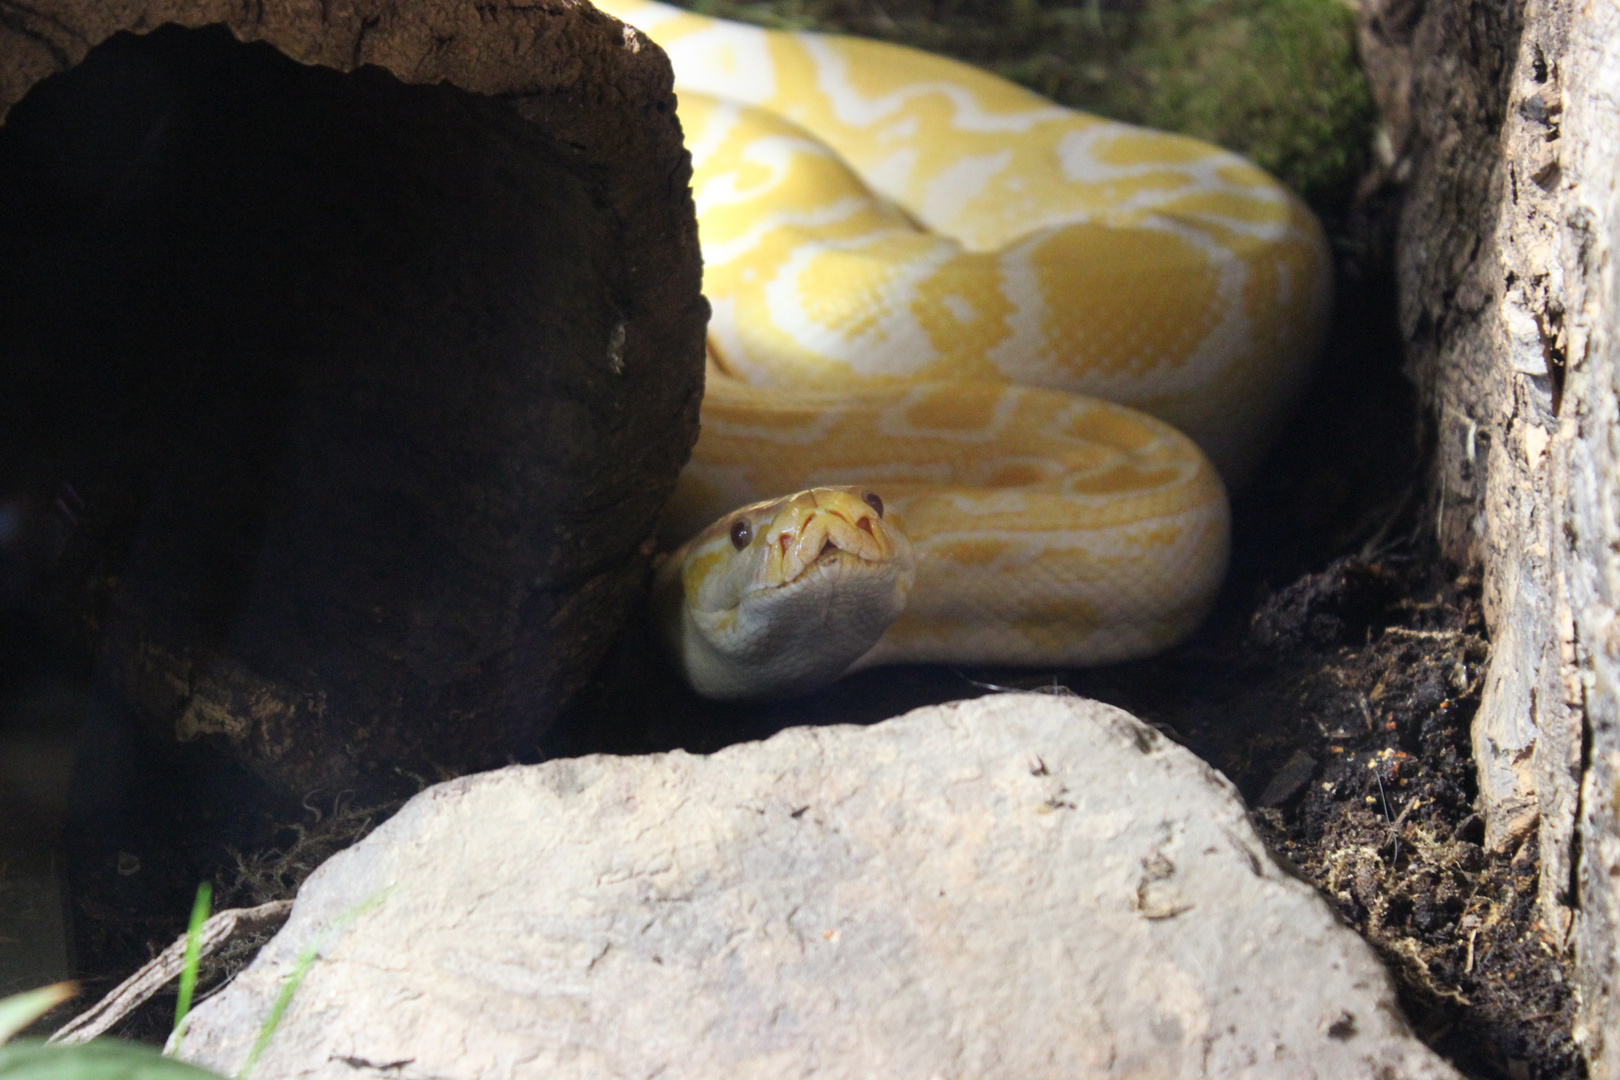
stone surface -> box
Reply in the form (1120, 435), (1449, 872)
(175, 693), (1458, 1079)
(0, 0), (706, 794)
(1359, 0), (1620, 1069)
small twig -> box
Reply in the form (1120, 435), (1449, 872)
(1374, 768), (1399, 865)
(49, 900), (293, 1046)
(1380, 626), (1466, 641)
(1392, 796), (1420, 828)
(953, 670), (1074, 696)
(1357, 482), (1419, 561)
(955, 670), (1017, 692)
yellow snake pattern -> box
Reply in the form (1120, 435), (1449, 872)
(601, 0), (1332, 682)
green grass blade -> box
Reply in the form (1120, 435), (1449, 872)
(234, 943), (316, 1080)
(234, 888), (389, 1080)
(171, 883), (213, 1043)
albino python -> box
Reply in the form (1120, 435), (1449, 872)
(597, 0), (1333, 699)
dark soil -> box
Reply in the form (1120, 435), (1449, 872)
(0, 3), (1583, 1077)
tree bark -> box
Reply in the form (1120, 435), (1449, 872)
(1361, 0), (1620, 1069)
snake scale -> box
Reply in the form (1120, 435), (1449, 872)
(596, 0), (1333, 699)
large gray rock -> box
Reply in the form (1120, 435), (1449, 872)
(174, 694), (1458, 1079)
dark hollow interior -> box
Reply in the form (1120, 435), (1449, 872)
(0, 16), (684, 779)
(0, 20), (658, 1006)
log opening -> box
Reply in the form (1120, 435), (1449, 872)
(0, 19), (704, 796)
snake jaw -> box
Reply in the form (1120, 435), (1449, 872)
(760, 489), (895, 590)
(654, 486), (916, 700)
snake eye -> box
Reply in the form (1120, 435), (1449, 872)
(862, 491), (884, 518)
(729, 518), (752, 550)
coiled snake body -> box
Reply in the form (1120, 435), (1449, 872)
(602, 0), (1333, 699)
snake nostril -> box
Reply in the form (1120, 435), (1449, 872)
(857, 516), (874, 535)
(779, 533), (791, 556)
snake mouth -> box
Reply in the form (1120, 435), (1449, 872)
(770, 518), (885, 589)
(758, 490), (896, 591)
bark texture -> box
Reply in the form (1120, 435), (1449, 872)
(1361, 0), (1620, 1069)
(0, 1), (706, 795)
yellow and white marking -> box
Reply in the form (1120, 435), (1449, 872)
(605, 0), (1330, 696)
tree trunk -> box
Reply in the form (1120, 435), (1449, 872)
(1361, 0), (1620, 1069)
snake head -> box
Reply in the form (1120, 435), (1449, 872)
(654, 486), (915, 700)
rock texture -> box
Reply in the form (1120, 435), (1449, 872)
(175, 694), (1458, 1080)
(0, 1), (706, 794)
(1360, 0), (1620, 1070)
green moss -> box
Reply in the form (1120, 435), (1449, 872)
(1104, 0), (1373, 213)
(676, 0), (1373, 216)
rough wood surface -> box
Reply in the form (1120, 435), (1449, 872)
(0, 0), (706, 795)
(1360, 0), (1620, 1070)
(1360, 0), (1539, 858)
(48, 900), (293, 1047)
(1549, 5), (1620, 1069)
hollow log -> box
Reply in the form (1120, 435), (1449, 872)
(0, 1), (706, 796)
(1360, 0), (1620, 1068)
